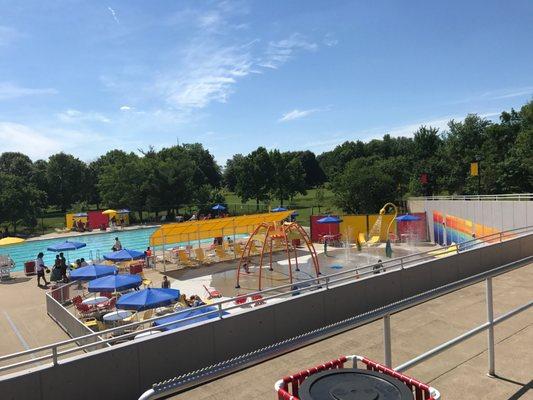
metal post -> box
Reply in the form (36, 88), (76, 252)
(52, 346), (58, 366)
(383, 314), (392, 367)
(486, 277), (495, 376)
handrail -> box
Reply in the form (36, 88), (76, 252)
(408, 193), (532, 201)
(0, 225), (531, 376)
(138, 255), (533, 400)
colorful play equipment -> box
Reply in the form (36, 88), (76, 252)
(235, 221), (320, 291)
(364, 202), (398, 245)
(275, 354), (440, 400)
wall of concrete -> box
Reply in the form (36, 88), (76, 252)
(408, 199), (533, 241)
(2, 233), (532, 400)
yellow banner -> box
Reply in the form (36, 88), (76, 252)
(470, 162), (479, 176)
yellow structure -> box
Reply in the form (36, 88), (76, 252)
(149, 211), (293, 247)
(339, 214), (397, 242)
(66, 213), (88, 230)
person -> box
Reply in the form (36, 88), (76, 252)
(145, 247), (153, 268)
(161, 276), (170, 289)
(59, 252), (68, 282)
(80, 258), (88, 267)
(189, 295), (205, 307)
(227, 236), (233, 244)
(51, 255), (62, 281)
(112, 237), (122, 251)
(35, 252), (49, 286)
(1, 227), (8, 238)
(242, 257), (250, 274)
(189, 213), (197, 221)
(373, 259), (384, 274)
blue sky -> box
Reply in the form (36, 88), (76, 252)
(0, 0), (532, 163)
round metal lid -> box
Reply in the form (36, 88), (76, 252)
(299, 368), (413, 400)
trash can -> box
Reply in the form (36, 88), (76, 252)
(24, 260), (36, 276)
(299, 369), (413, 400)
(50, 284), (70, 304)
(292, 238), (301, 247)
(276, 355), (440, 400)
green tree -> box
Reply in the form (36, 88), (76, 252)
(234, 147), (272, 209)
(46, 153), (88, 211)
(333, 160), (395, 214)
(0, 173), (46, 232)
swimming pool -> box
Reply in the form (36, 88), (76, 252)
(1, 227), (159, 271)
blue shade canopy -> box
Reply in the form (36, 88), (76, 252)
(116, 288), (180, 311)
(153, 306), (228, 331)
(103, 248), (145, 261)
(47, 240), (87, 252)
(88, 274), (142, 292)
(212, 204), (226, 210)
(69, 264), (118, 281)
(73, 212), (88, 217)
(272, 207), (288, 212)
(317, 216), (342, 224)
(396, 214), (422, 222)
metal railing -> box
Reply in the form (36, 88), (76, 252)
(409, 193), (533, 201)
(0, 226), (531, 377)
(138, 254), (533, 400)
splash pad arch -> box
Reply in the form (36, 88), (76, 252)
(235, 221), (321, 291)
(366, 202), (398, 244)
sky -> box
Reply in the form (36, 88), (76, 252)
(0, 0), (532, 163)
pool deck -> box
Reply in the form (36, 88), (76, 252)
(168, 263), (533, 400)
(24, 224), (159, 242)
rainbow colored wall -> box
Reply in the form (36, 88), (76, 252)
(433, 211), (500, 246)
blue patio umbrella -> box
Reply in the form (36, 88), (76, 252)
(117, 288), (180, 311)
(291, 211), (299, 216)
(47, 240), (87, 252)
(317, 215), (342, 224)
(153, 306), (228, 331)
(73, 212), (87, 217)
(212, 204), (226, 211)
(87, 274), (142, 293)
(103, 248), (145, 261)
(272, 206), (288, 212)
(396, 214), (422, 222)
(69, 264), (118, 281)
(317, 215), (342, 238)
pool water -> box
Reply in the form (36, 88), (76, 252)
(1, 227), (159, 271)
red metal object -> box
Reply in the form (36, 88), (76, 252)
(235, 221), (320, 291)
(87, 210), (109, 230)
(24, 260), (36, 276)
(310, 216), (340, 242)
(129, 262), (143, 275)
(275, 355), (439, 400)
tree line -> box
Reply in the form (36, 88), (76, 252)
(0, 101), (531, 232)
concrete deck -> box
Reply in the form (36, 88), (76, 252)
(169, 263), (533, 400)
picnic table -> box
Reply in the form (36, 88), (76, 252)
(82, 296), (108, 306)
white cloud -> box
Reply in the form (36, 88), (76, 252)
(259, 33), (318, 69)
(158, 43), (254, 109)
(107, 7), (120, 24)
(57, 109), (111, 124)
(120, 105), (133, 111)
(323, 33), (338, 47)
(0, 121), (116, 161)
(279, 108), (319, 122)
(0, 82), (57, 100)
(482, 86), (533, 100)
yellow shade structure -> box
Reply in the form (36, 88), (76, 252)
(150, 211), (293, 247)
(0, 237), (25, 246)
(102, 209), (117, 215)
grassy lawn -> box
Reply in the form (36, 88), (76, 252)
(6, 188), (341, 236)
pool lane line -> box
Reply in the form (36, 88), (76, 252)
(3, 311), (35, 358)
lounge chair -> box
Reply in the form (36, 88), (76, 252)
(215, 245), (232, 261)
(195, 248), (214, 265)
(233, 242), (245, 258)
(177, 249), (198, 267)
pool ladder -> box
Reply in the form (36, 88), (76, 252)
(88, 249), (102, 263)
